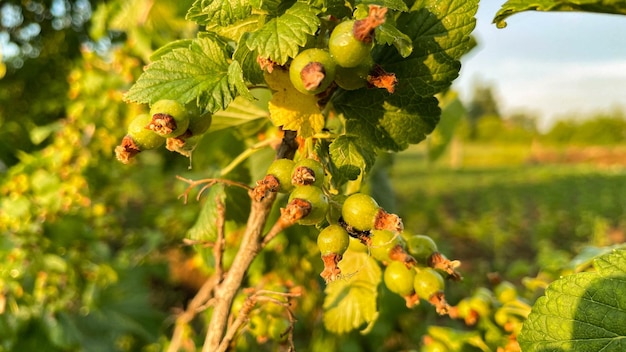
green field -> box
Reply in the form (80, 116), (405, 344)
(391, 143), (626, 287)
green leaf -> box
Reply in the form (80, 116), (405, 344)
(329, 136), (377, 184)
(206, 16), (264, 43)
(333, 0), (476, 151)
(125, 37), (250, 113)
(375, 22), (413, 58)
(518, 249), (626, 352)
(149, 39), (194, 62)
(378, 0), (478, 97)
(323, 250), (382, 334)
(187, 184), (227, 265)
(186, 0), (252, 26)
(333, 89), (441, 151)
(494, 0), (626, 29)
(357, 0), (409, 12)
(233, 34), (265, 85)
(250, 0), (296, 15)
(210, 96), (270, 132)
(246, 2), (321, 65)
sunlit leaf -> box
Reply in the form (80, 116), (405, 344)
(519, 249), (626, 351)
(494, 0), (626, 28)
(323, 251), (381, 334)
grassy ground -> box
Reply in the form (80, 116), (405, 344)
(390, 142), (626, 287)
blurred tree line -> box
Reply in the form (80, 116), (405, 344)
(456, 80), (626, 146)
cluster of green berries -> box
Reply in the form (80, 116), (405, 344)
(286, 7), (393, 95)
(263, 152), (461, 314)
(451, 281), (530, 339)
(115, 99), (212, 163)
(266, 157), (329, 226)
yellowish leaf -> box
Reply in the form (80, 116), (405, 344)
(265, 69), (325, 137)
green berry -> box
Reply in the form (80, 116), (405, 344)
(187, 108), (212, 136)
(329, 20), (372, 68)
(413, 268), (444, 300)
(384, 261), (416, 296)
(317, 224), (350, 256)
(127, 114), (165, 150)
(267, 158), (296, 193)
(248, 314), (268, 338)
(421, 340), (448, 352)
(289, 48), (336, 95)
(267, 317), (290, 342)
(291, 158), (324, 187)
(369, 229), (399, 262)
(288, 185), (329, 225)
(406, 234), (438, 263)
(341, 193), (379, 232)
(348, 236), (367, 253)
(334, 56), (373, 90)
(148, 99), (190, 138)
(494, 281), (518, 304)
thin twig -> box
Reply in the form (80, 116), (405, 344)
(220, 138), (279, 177)
(214, 197), (226, 279)
(176, 176), (252, 203)
(202, 189), (278, 352)
(167, 275), (220, 352)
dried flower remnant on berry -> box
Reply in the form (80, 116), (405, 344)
(320, 253), (343, 283)
(281, 198), (312, 223)
(353, 5), (388, 43)
(257, 56), (277, 73)
(147, 113), (178, 136)
(429, 252), (463, 281)
(115, 135), (141, 164)
(300, 62), (327, 91)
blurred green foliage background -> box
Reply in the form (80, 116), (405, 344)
(1, 1), (625, 351)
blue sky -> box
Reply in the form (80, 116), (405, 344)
(453, 2), (626, 129)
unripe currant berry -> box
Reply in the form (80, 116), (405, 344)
(406, 234), (438, 264)
(187, 109), (212, 136)
(127, 114), (165, 150)
(267, 316), (290, 342)
(341, 193), (379, 232)
(289, 48), (336, 95)
(369, 229), (400, 263)
(383, 261), (416, 297)
(288, 185), (329, 225)
(248, 314), (268, 339)
(494, 281), (518, 304)
(348, 236), (368, 253)
(147, 99), (190, 138)
(413, 267), (445, 301)
(334, 56), (373, 90)
(317, 224), (350, 256)
(267, 158), (296, 193)
(291, 158), (324, 187)
(329, 20), (373, 68)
